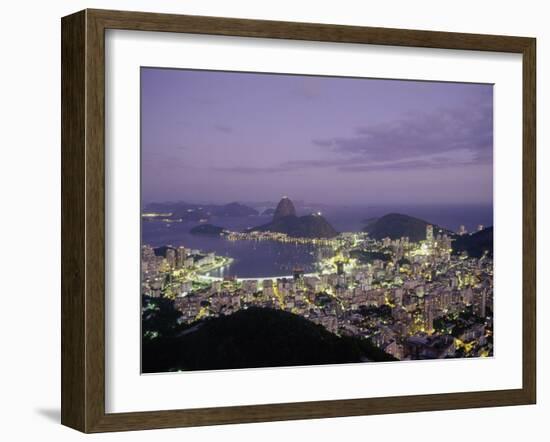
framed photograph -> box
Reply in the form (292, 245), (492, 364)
(61, 9), (536, 433)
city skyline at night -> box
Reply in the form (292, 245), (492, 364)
(141, 68), (494, 372)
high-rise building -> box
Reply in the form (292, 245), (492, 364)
(426, 224), (434, 243)
(141, 244), (155, 261)
(165, 248), (176, 269)
(262, 279), (274, 297)
(477, 224), (484, 232)
(176, 246), (187, 268)
(474, 290), (487, 317)
(458, 225), (467, 236)
(159, 258), (171, 273)
(462, 287), (474, 305)
(393, 288), (404, 306)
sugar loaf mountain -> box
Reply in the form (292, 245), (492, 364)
(250, 197), (338, 238)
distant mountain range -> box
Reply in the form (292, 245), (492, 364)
(261, 208), (276, 216)
(250, 197), (338, 238)
(145, 200), (492, 250)
(144, 201), (258, 221)
(363, 213), (452, 242)
(142, 306), (396, 372)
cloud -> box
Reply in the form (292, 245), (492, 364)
(211, 165), (283, 174)
(213, 154), (490, 175)
(214, 124), (234, 134)
(213, 97), (493, 175)
(213, 159), (352, 174)
(315, 101), (493, 164)
(338, 157), (489, 173)
(312, 138), (334, 147)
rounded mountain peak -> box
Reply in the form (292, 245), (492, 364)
(273, 196), (296, 221)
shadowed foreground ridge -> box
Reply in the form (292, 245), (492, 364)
(142, 307), (395, 372)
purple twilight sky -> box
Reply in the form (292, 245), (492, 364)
(141, 68), (493, 207)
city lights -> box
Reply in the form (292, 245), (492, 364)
(142, 222), (493, 361)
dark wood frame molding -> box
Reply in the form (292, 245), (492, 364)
(61, 9), (536, 433)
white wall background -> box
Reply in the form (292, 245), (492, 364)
(0, 0), (546, 440)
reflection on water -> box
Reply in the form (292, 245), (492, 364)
(142, 216), (329, 278)
(206, 241), (322, 278)
(141, 204), (493, 278)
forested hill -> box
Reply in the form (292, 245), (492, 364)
(363, 213), (450, 242)
(142, 306), (396, 372)
(452, 227), (493, 258)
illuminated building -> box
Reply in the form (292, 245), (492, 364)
(141, 244), (155, 260)
(262, 279), (274, 297)
(141, 213), (493, 360)
(474, 289), (487, 317)
(176, 246), (187, 268)
(462, 287), (474, 305)
(165, 247), (176, 269)
(159, 258), (171, 273)
(178, 281), (192, 296)
(426, 224), (434, 243)
(242, 279), (258, 293)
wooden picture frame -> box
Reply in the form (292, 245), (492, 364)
(61, 8), (536, 433)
